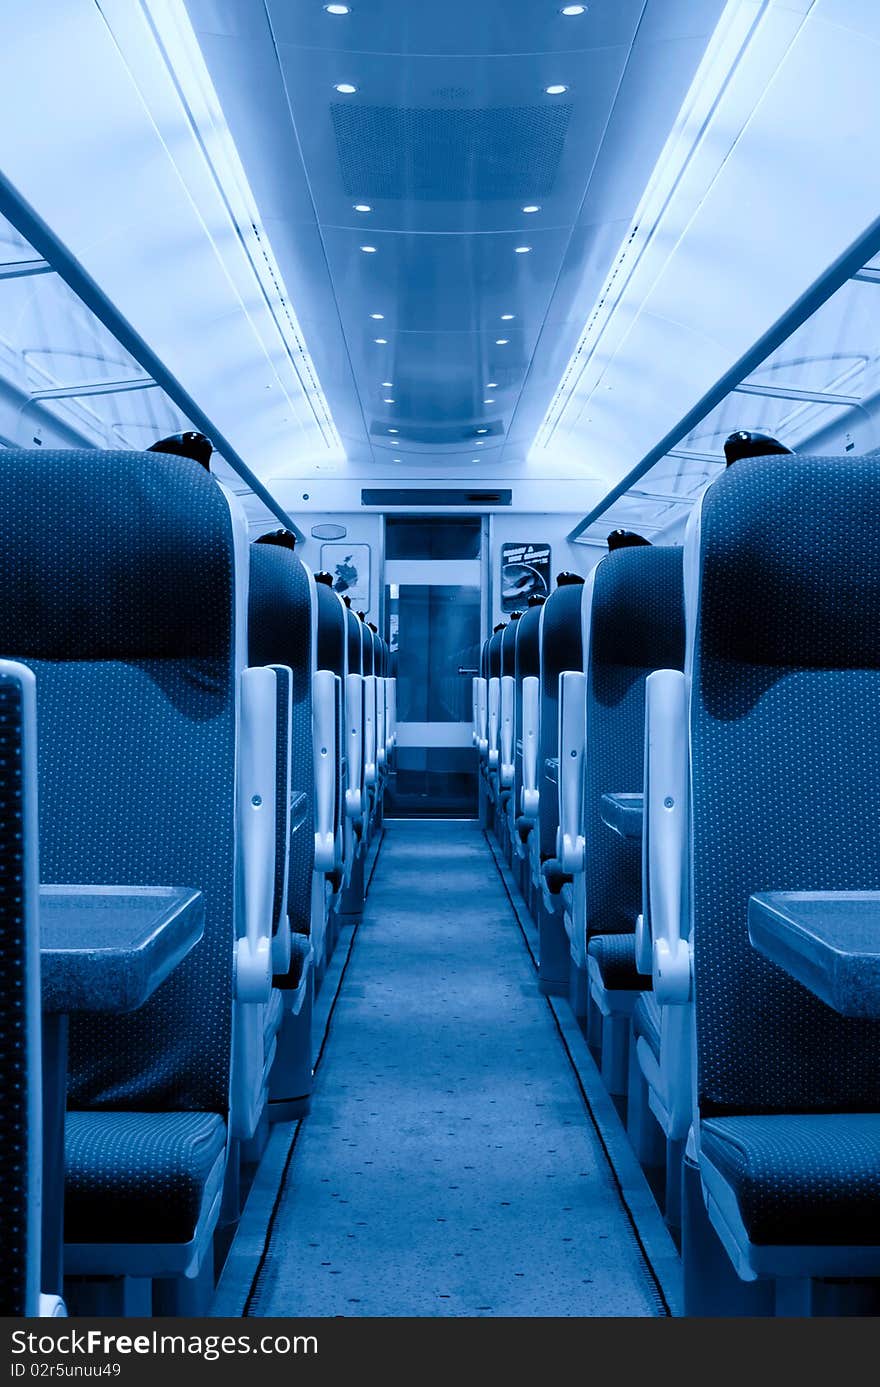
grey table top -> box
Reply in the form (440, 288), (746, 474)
(748, 890), (880, 1019)
(600, 792), (644, 841)
(40, 885), (204, 1014)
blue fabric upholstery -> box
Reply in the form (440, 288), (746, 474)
(64, 1111), (226, 1246)
(538, 585), (584, 860)
(585, 548), (684, 944)
(500, 619), (518, 677)
(361, 622), (375, 676)
(588, 932), (644, 991)
(248, 546), (315, 949)
(0, 450), (237, 1116)
(487, 629), (503, 680)
(346, 608), (363, 676)
(691, 456), (880, 1118)
(0, 673), (33, 1314)
(701, 1114), (880, 1246)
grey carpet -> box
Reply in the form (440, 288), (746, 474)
(247, 820), (664, 1317)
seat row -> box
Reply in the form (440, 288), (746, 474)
(0, 446), (394, 1317)
(477, 448), (880, 1316)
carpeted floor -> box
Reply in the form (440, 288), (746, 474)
(246, 820), (664, 1317)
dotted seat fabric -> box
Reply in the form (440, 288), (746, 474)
(539, 585), (584, 860)
(346, 607), (363, 677)
(632, 992), (661, 1062)
(0, 450), (237, 1118)
(64, 1111), (226, 1246)
(248, 546), (314, 949)
(361, 623), (375, 676)
(690, 456), (880, 1123)
(588, 932), (646, 991)
(701, 1114), (880, 1247)
(487, 628), (503, 681)
(315, 585), (346, 846)
(0, 674), (33, 1314)
(584, 548), (684, 952)
(513, 605), (542, 817)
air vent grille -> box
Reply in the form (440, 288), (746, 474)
(361, 489), (511, 507)
(369, 419), (503, 445)
(332, 104), (572, 201)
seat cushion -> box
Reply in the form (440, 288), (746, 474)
(588, 933), (648, 991)
(65, 1111), (226, 1245)
(632, 991), (661, 1060)
(701, 1113), (880, 1247)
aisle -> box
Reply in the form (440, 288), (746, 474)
(247, 820), (665, 1317)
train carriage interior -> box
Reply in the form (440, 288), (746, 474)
(5, 0), (880, 1323)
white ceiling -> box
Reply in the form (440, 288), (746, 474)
(183, 0), (726, 477)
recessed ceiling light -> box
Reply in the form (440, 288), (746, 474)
(560, 4), (586, 14)
(475, 440), (484, 446)
(382, 381), (393, 387)
(514, 246), (532, 254)
(477, 428), (488, 434)
(522, 205), (541, 214)
(371, 313), (384, 319)
(388, 428), (398, 433)
(360, 245), (377, 253)
(324, 3), (351, 12)
(545, 84), (568, 95)
(486, 382), (498, 388)
(393, 457), (401, 462)
(384, 398), (395, 403)
(501, 314), (515, 320)
(495, 338), (509, 345)
(354, 204), (372, 212)
(334, 82), (358, 94)
(374, 337), (387, 344)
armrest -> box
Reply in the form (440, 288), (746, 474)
(487, 677), (500, 770)
(520, 675), (540, 819)
(600, 792), (643, 841)
(376, 676), (387, 769)
(313, 668), (339, 872)
(748, 891), (880, 1018)
(236, 666), (275, 1004)
(386, 677), (397, 753)
(363, 674), (377, 787)
(267, 664), (293, 978)
(500, 674), (515, 788)
(344, 673), (363, 820)
(645, 669), (691, 1004)
(474, 676), (488, 757)
(557, 670), (586, 874)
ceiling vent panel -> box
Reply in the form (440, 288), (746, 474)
(369, 418), (503, 445)
(331, 104), (572, 201)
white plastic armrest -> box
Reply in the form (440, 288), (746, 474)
(487, 676), (500, 770)
(376, 676), (386, 768)
(344, 673), (363, 819)
(647, 669), (692, 1005)
(558, 670), (586, 874)
(521, 676), (539, 818)
(363, 674), (377, 787)
(500, 675), (515, 787)
(236, 666), (275, 1004)
(388, 677), (397, 750)
(313, 668), (338, 872)
(475, 676), (488, 757)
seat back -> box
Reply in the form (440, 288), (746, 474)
(0, 449), (243, 1117)
(315, 582), (346, 871)
(539, 583), (584, 860)
(248, 545), (315, 945)
(584, 547), (684, 940)
(0, 662), (41, 1315)
(689, 455), (880, 1118)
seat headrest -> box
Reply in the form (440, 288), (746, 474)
(697, 455), (880, 668)
(0, 449), (235, 660)
(592, 547), (684, 671)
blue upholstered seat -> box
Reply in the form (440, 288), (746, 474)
(587, 933), (643, 991)
(631, 992), (661, 1063)
(537, 584), (584, 882)
(700, 1114), (880, 1248)
(0, 448), (251, 1280)
(65, 1111), (226, 1247)
(680, 453), (880, 1295)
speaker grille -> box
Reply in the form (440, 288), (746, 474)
(332, 104), (572, 201)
